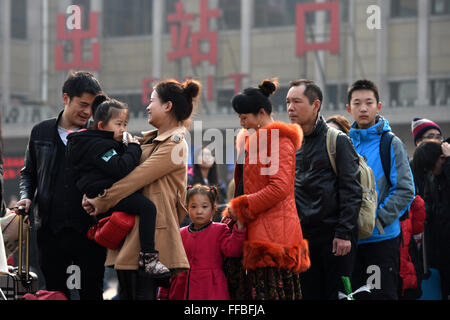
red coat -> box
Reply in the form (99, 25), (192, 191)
(163, 223), (246, 300)
(400, 195), (426, 294)
(227, 121), (310, 274)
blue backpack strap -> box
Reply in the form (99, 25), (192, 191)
(380, 131), (395, 187)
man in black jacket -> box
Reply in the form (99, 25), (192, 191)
(287, 79), (362, 300)
(16, 71), (106, 300)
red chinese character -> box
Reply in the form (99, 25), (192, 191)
(55, 10), (100, 70)
(190, 0), (221, 66)
(296, 1), (340, 57)
(167, 1), (195, 62)
(167, 0), (221, 67)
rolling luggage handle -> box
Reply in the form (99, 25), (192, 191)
(15, 206), (32, 288)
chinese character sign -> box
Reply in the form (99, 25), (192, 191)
(55, 6), (101, 71)
(296, 1), (340, 57)
(167, 0), (221, 67)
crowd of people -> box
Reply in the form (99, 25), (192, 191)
(1, 70), (449, 301)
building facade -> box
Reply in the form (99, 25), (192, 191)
(1, 0), (450, 201)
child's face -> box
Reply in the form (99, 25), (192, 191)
(346, 89), (382, 129)
(99, 110), (128, 142)
(188, 194), (216, 229)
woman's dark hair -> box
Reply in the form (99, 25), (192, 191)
(232, 78), (279, 115)
(154, 79), (201, 125)
(186, 184), (219, 207)
(326, 115), (351, 135)
(412, 141), (443, 174)
(62, 70), (103, 101)
(191, 147), (219, 186)
(91, 94), (129, 129)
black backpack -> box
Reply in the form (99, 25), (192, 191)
(379, 131), (409, 221)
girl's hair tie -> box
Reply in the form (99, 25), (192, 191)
(187, 185), (193, 190)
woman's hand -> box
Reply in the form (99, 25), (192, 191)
(82, 194), (99, 217)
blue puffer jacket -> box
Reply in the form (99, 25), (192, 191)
(349, 116), (415, 244)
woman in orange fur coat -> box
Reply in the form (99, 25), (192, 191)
(223, 78), (310, 300)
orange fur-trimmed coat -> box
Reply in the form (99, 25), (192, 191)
(224, 121), (310, 274)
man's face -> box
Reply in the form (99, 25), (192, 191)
(346, 89), (382, 129)
(416, 128), (443, 146)
(286, 85), (319, 127)
(63, 92), (96, 128)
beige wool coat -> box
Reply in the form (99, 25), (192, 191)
(93, 126), (190, 272)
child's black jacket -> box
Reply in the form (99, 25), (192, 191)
(66, 130), (142, 198)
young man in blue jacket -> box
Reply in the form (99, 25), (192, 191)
(346, 79), (415, 300)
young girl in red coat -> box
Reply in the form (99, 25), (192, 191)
(159, 184), (246, 300)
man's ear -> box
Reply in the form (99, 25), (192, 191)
(63, 93), (70, 107)
(346, 104), (351, 115)
(313, 99), (321, 115)
(377, 101), (383, 114)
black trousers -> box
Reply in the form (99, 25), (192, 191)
(116, 270), (158, 300)
(37, 228), (106, 300)
(299, 233), (357, 300)
(105, 192), (157, 253)
(352, 235), (401, 300)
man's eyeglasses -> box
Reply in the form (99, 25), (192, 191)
(422, 134), (443, 141)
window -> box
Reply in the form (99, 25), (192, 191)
(217, 89), (234, 114)
(389, 80), (418, 107)
(325, 83), (348, 110)
(11, 0), (27, 39)
(431, 0), (450, 15)
(103, 0), (152, 37)
(429, 79), (450, 106)
(391, 0), (418, 18)
(218, 0), (241, 30)
(271, 87), (289, 113)
(253, 0), (348, 28)
(108, 93), (148, 119)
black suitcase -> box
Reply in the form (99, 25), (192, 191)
(0, 207), (38, 300)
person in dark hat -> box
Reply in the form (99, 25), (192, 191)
(411, 117), (444, 147)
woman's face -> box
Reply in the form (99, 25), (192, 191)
(147, 90), (166, 127)
(197, 148), (215, 169)
(432, 155), (446, 176)
(238, 113), (260, 130)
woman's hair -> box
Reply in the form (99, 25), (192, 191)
(326, 115), (351, 135)
(191, 147), (219, 186)
(154, 79), (201, 126)
(232, 78), (279, 115)
(186, 184), (219, 207)
(412, 141), (443, 174)
(91, 94), (129, 129)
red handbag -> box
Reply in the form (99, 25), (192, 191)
(87, 212), (135, 250)
(22, 290), (68, 300)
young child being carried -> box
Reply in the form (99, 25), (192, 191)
(67, 94), (170, 278)
(159, 184), (246, 300)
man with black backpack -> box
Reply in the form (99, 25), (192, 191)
(346, 79), (415, 300)
(287, 79), (362, 300)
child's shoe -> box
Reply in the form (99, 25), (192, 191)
(139, 252), (171, 278)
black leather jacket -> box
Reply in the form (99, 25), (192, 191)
(295, 116), (362, 241)
(19, 112), (95, 233)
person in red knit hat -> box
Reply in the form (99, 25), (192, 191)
(411, 117), (443, 147)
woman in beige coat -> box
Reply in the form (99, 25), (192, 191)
(83, 79), (201, 300)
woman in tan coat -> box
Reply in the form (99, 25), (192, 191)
(82, 79), (201, 300)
